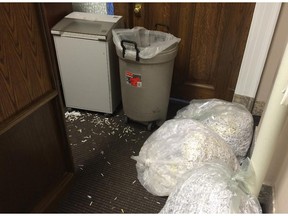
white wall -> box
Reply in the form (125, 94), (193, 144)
(274, 129), (288, 213)
(258, 4), (288, 213)
(234, 3), (281, 98)
(256, 4), (288, 103)
(262, 4), (288, 186)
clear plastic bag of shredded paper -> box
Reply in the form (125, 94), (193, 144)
(175, 99), (254, 158)
(160, 158), (262, 214)
(131, 119), (239, 196)
(112, 27), (181, 60)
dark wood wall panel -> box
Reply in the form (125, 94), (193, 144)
(146, 3), (174, 31)
(114, 3), (133, 28)
(0, 4), (53, 122)
(171, 3), (195, 90)
(0, 3), (74, 212)
(0, 99), (68, 212)
(114, 3), (255, 101)
(40, 3), (73, 29)
(172, 3), (255, 100)
(188, 4), (222, 85)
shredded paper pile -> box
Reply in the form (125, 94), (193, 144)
(131, 99), (260, 213)
(175, 99), (254, 158)
(160, 162), (262, 214)
(132, 118), (239, 196)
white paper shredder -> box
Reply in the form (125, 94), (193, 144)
(51, 12), (123, 114)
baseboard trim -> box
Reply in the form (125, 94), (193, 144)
(258, 184), (274, 213)
(252, 100), (266, 116)
(169, 97), (190, 105)
(232, 94), (255, 111)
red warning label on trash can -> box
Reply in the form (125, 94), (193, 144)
(125, 71), (142, 88)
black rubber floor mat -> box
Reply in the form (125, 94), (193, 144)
(54, 109), (168, 213)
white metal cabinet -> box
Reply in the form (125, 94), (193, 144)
(52, 12), (122, 114)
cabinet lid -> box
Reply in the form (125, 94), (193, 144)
(51, 12), (122, 40)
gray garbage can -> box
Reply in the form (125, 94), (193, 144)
(113, 28), (180, 130)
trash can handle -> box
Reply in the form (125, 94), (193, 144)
(155, 23), (170, 32)
(121, 40), (140, 62)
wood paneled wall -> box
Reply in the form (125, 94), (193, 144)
(114, 3), (255, 101)
(0, 98), (70, 212)
(0, 4), (53, 122)
(0, 3), (74, 212)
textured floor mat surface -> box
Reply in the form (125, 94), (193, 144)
(55, 109), (170, 213)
